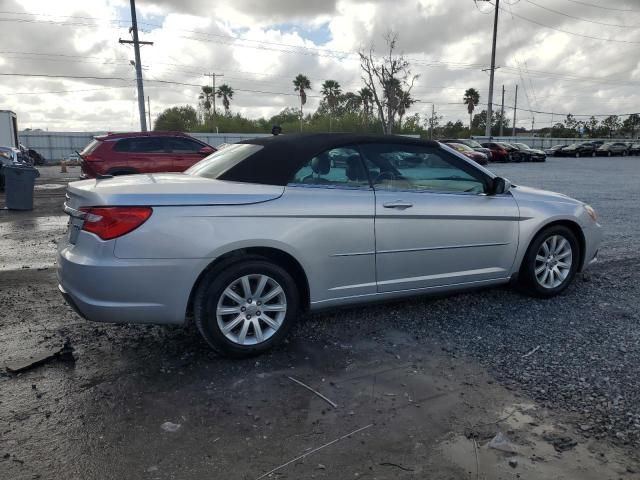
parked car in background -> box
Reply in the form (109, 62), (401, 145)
(559, 142), (597, 157)
(481, 142), (511, 162)
(511, 143), (546, 162)
(498, 143), (524, 162)
(79, 132), (216, 179)
(444, 142), (489, 165)
(59, 133), (602, 357)
(596, 142), (630, 157)
(629, 142), (640, 155)
(440, 138), (493, 161)
(544, 144), (567, 156)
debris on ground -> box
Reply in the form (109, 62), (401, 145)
(508, 458), (518, 468)
(543, 434), (578, 452)
(488, 431), (519, 453)
(5, 339), (75, 373)
(287, 375), (338, 408)
(161, 422), (182, 433)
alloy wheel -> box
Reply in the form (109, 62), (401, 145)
(534, 235), (573, 289)
(216, 274), (287, 345)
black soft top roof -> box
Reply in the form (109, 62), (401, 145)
(219, 133), (440, 185)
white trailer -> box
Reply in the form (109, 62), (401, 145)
(0, 110), (19, 148)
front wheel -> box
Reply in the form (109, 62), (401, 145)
(194, 258), (300, 357)
(518, 226), (580, 297)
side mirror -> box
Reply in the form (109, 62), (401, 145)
(198, 146), (215, 155)
(489, 176), (511, 195)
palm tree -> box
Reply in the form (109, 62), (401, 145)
(216, 84), (234, 115)
(321, 80), (342, 131)
(293, 74), (311, 131)
(463, 88), (480, 133)
(198, 85), (214, 120)
(397, 91), (415, 130)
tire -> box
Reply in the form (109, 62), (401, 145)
(592, 151), (596, 157)
(608, 151), (612, 157)
(193, 257), (300, 357)
(0, 172), (4, 191)
(575, 152), (580, 158)
(518, 225), (580, 298)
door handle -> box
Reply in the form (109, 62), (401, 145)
(383, 201), (413, 209)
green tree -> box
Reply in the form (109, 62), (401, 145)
(602, 115), (621, 138)
(585, 116), (599, 138)
(622, 113), (640, 138)
(293, 74), (312, 131)
(358, 87), (374, 120)
(216, 84), (234, 115)
(154, 105), (199, 131)
(463, 88), (480, 131)
(321, 80), (342, 131)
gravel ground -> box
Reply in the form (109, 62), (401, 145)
(1, 157), (640, 478)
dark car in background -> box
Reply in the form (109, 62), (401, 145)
(596, 142), (629, 157)
(629, 142), (640, 155)
(497, 143), (524, 162)
(559, 142), (597, 158)
(79, 131), (216, 179)
(440, 138), (493, 161)
(480, 142), (512, 162)
(511, 143), (546, 162)
(544, 144), (567, 157)
(444, 142), (489, 165)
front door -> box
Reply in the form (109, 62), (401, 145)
(165, 136), (210, 171)
(357, 143), (520, 293)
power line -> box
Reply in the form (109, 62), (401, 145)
(489, 1), (640, 44)
(524, 0), (639, 28)
(561, 0), (640, 13)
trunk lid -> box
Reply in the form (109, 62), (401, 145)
(65, 173), (285, 208)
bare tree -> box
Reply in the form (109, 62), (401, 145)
(359, 32), (418, 134)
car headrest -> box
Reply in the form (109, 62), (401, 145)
(345, 155), (367, 181)
(311, 155), (331, 175)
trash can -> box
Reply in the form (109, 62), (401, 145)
(3, 164), (40, 210)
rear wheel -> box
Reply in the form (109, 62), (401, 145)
(518, 226), (579, 298)
(194, 258), (300, 357)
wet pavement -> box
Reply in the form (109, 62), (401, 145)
(1, 161), (640, 480)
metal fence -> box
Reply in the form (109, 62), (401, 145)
(17, 131), (271, 162)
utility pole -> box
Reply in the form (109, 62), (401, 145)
(484, 0), (500, 138)
(147, 96), (151, 130)
(512, 84), (518, 137)
(531, 116), (535, 133)
(204, 73), (224, 116)
(119, 0), (153, 132)
(499, 85), (505, 137)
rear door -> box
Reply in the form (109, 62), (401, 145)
(166, 137), (210, 171)
(359, 143), (520, 293)
(281, 145), (376, 304)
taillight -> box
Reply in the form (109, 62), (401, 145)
(83, 153), (102, 162)
(80, 207), (152, 240)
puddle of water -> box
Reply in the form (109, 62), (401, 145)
(0, 216), (67, 271)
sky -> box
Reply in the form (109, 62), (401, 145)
(0, 0), (639, 132)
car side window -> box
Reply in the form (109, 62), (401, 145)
(289, 146), (370, 188)
(114, 137), (167, 153)
(167, 137), (203, 153)
(359, 143), (486, 194)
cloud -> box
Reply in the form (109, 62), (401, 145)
(1, 0), (640, 131)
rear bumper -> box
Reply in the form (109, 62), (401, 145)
(57, 244), (208, 325)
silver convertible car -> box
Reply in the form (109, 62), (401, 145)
(58, 134), (602, 357)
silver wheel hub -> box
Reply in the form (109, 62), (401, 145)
(216, 274), (287, 346)
(534, 234), (573, 289)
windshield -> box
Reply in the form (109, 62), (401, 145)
(451, 143), (473, 152)
(464, 139), (482, 148)
(186, 143), (263, 179)
(514, 143), (530, 149)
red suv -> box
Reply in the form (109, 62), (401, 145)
(79, 132), (216, 178)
